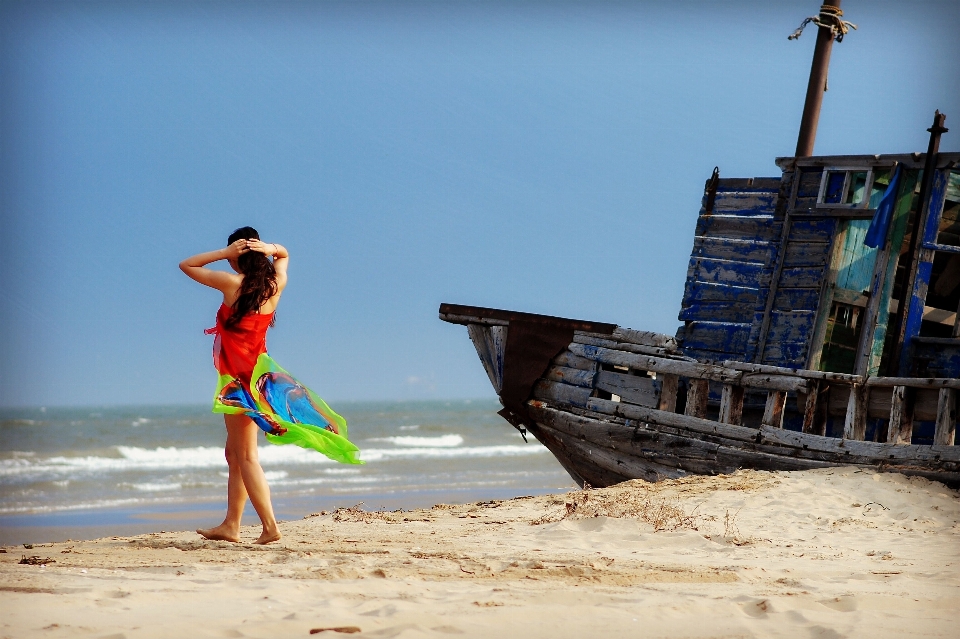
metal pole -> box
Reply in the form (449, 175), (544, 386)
(795, 0), (841, 157)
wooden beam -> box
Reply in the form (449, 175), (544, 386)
(843, 383), (868, 441)
(762, 391), (788, 428)
(685, 379), (709, 419)
(934, 388), (957, 446)
(888, 385), (914, 445)
(568, 343), (742, 384)
(801, 380), (824, 435)
(865, 377), (960, 390)
(658, 374), (679, 413)
(719, 384), (745, 426)
(723, 360), (863, 384)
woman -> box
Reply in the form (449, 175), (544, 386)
(180, 227), (360, 545)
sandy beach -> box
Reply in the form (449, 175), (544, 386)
(2, 467), (958, 638)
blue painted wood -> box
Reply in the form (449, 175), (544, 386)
(773, 288), (822, 311)
(714, 178), (782, 193)
(789, 218), (836, 242)
(695, 216), (780, 241)
(681, 322), (751, 354)
(761, 341), (810, 367)
(782, 241), (831, 267)
(764, 310), (816, 343)
(682, 281), (759, 305)
(679, 300), (758, 323)
(688, 258), (769, 288)
(796, 168), (824, 198)
(692, 237), (776, 263)
(913, 342), (960, 378)
(897, 169), (950, 376)
(778, 266), (827, 288)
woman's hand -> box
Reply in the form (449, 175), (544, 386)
(223, 238), (251, 260)
(244, 239), (274, 256)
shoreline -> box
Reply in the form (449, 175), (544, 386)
(3, 467), (959, 638)
(0, 484), (573, 546)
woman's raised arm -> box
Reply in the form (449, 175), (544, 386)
(179, 239), (247, 292)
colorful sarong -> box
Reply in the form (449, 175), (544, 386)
(206, 304), (362, 465)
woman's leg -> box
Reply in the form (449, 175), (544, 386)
(197, 416), (250, 542)
(223, 412), (281, 544)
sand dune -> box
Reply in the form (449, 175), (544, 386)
(2, 467), (958, 638)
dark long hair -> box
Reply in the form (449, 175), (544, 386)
(223, 226), (277, 330)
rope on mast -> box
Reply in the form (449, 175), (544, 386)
(788, 4), (857, 43)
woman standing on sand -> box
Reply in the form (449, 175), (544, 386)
(180, 227), (361, 545)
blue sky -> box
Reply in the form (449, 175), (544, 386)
(2, 0), (958, 407)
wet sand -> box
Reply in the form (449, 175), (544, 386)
(2, 468), (958, 638)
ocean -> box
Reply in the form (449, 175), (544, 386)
(0, 399), (576, 544)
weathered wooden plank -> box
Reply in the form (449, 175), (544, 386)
(570, 397), (960, 462)
(788, 217), (836, 242)
(843, 383), (868, 441)
(868, 388), (892, 420)
(778, 266), (826, 288)
(680, 322), (751, 355)
(723, 360), (864, 383)
(595, 370), (660, 407)
(441, 313), (509, 327)
(544, 365), (596, 388)
(740, 373), (808, 393)
(689, 257), (770, 288)
(691, 236), (776, 263)
(714, 177), (782, 192)
(888, 385), (913, 445)
(685, 379), (709, 418)
(795, 168), (824, 199)
(679, 300), (758, 323)
(719, 384), (745, 426)
(865, 377), (960, 389)
(782, 241), (831, 267)
(762, 391), (787, 428)
(695, 216), (781, 242)
(467, 324), (505, 393)
(761, 340), (811, 368)
(610, 327), (679, 350)
(934, 388), (957, 446)
(764, 310), (817, 344)
(801, 380), (822, 435)
(682, 281), (760, 305)
(658, 374), (679, 413)
(572, 333), (683, 359)
(553, 350), (598, 372)
(532, 380), (592, 409)
(915, 389), (941, 422)
(772, 287), (822, 311)
(568, 343), (743, 383)
(713, 192), (779, 215)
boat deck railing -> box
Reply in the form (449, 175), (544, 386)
(535, 330), (958, 447)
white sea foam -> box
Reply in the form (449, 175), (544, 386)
(358, 445), (547, 462)
(367, 434), (464, 448)
(131, 418), (151, 427)
(0, 442), (547, 481)
(398, 424), (420, 431)
(129, 482), (182, 492)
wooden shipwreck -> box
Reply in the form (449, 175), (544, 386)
(439, 2), (960, 488)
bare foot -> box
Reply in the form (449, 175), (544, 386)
(254, 528), (281, 545)
(197, 525), (240, 543)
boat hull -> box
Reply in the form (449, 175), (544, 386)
(524, 400), (960, 489)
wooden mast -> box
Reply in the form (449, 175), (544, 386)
(795, 0), (842, 157)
